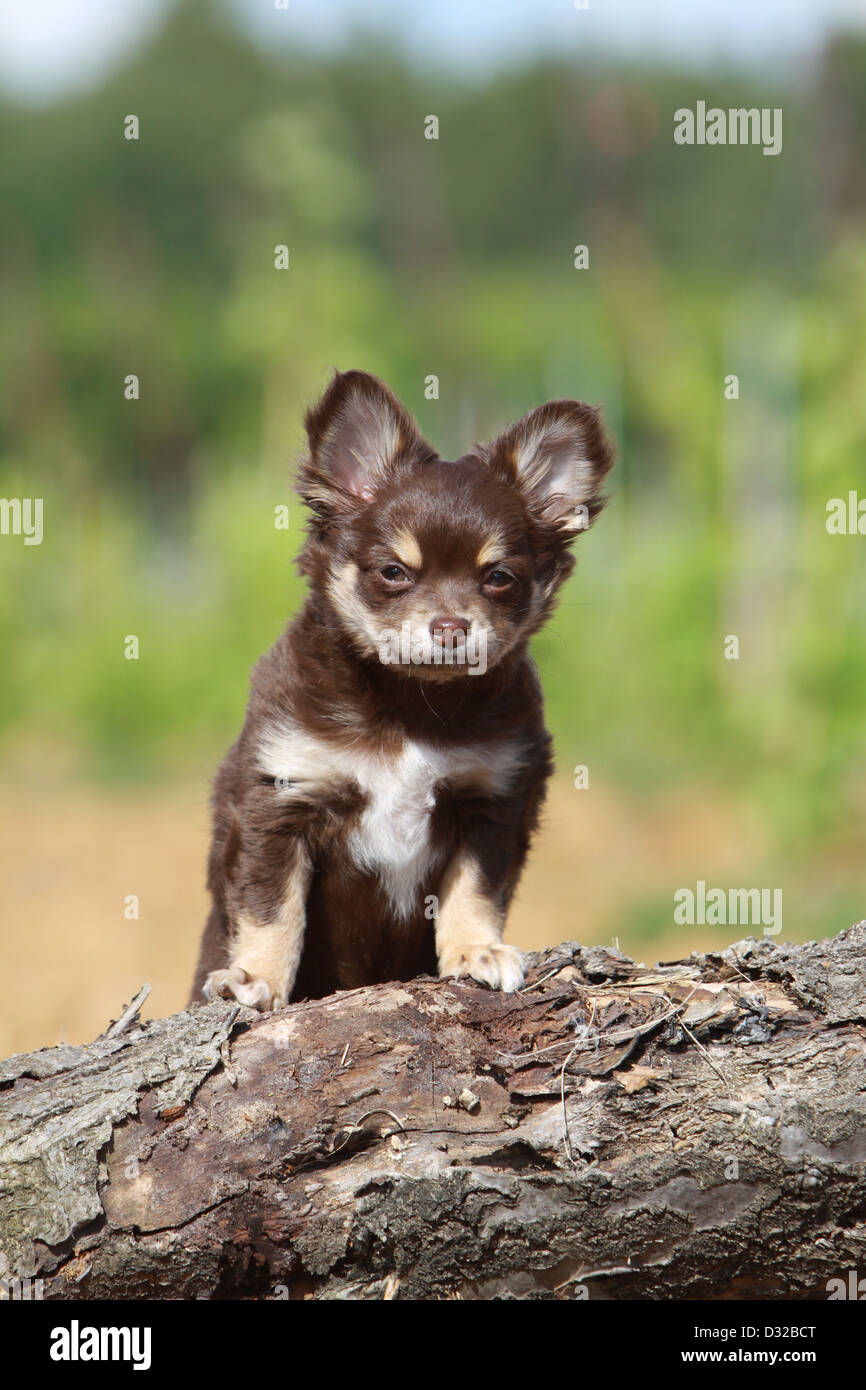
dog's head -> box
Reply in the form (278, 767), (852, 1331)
(297, 371), (613, 677)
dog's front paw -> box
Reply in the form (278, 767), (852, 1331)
(438, 938), (524, 993)
(203, 966), (279, 1011)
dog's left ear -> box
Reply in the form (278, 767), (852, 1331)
(300, 370), (435, 519)
(484, 400), (614, 534)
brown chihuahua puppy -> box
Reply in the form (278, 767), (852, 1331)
(191, 371), (613, 1009)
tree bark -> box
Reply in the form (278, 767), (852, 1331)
(2, 924), (865, 1301)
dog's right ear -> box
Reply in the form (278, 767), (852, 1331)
(299, 371), (434, 519)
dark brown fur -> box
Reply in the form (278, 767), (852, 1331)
(191, 371), (613, 1004)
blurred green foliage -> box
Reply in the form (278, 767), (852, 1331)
(0, 0), (864, 939)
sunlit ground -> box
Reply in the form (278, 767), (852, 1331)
(2, 773), (855, 1057)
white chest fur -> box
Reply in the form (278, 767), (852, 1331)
(348, 741), (441, 916)
(257, 722), (524, 918)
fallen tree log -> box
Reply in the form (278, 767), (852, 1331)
(1, 924), (865, 1301)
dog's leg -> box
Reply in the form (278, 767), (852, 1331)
(203, 842), (311, 1011)
(434, 848), (524, 992)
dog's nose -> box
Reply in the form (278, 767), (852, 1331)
(430, 615), (470, 641)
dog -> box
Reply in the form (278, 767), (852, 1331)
(191, 370), (613, 1009)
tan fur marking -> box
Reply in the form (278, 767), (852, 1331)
(326, 561), (380, 655)
(435, 850), (524, 992)
(391, 527), (423, 570)
(229, 848), (312, 1005)
(476, 534), (505, 568)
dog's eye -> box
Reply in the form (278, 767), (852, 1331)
(380, 564), (410, 584)
(483, 568), (514, 591)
